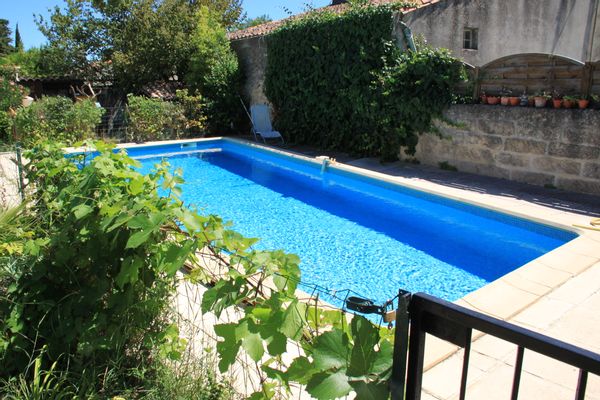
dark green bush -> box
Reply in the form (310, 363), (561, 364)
(12, 96), (104, 146)
(265, 4), (465, 160)
(126, 94), (186, 142)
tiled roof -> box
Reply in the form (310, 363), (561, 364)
(228, 0), (436, 41)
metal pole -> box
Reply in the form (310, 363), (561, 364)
(390, 290), (411, 400)
(15, 142), (25, 201)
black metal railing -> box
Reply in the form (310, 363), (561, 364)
(390, 292), (600, 400)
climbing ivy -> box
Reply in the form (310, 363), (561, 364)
(265, 3), (465, 160)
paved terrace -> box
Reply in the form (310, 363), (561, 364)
(286, 142), (600, 399)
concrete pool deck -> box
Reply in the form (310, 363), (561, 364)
(285, 142), (600, 399)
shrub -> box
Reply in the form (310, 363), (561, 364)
(126, 94), (186, 142)
(175, 89), (207, 136)
(12, 96), (104, 147)
(0, 68), (26, 141)
(186, 6), (243, 134)
(0, 141), (193, 390)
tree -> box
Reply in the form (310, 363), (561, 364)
(0, 19), (13, 56)
(14, 24), (23, 52)
(232, 14), (272, 31)
(36, 0), (244, 89)
(187, 6), (242, 133)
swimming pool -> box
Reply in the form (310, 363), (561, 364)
(129, 139), (577, 305)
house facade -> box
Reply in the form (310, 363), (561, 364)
(230, 0), (600, 105)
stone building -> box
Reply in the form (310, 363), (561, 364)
(229, 0), (600, 105)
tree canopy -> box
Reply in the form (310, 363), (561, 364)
(36, 0), (244, 90)
(0, 19), (14, 56)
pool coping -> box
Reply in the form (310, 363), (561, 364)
(71, 137), (600, 370)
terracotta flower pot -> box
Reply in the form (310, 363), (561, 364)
(563, 99), (574, 109)
(500, 96), (510, 106)
(487, 96), (500, 105)
(552, 99), (562, 109)
(578, 99), (589, 109)
(509, 97), (520, 106)
(534, 97), (547, 108)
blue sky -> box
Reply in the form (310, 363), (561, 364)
(3, 0), (330, 49)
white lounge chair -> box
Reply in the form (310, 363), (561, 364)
(250, 104), (284, 144)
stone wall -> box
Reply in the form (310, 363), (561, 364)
(404, 0), (600, 66)
(409, 105), (600, 195)
(231, 36), (270, 106)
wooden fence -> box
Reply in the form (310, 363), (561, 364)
(458, 53), (600, 99)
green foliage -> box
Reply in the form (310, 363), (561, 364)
(187, 6), (243, 134)
(175, 89), (207, 135)
(12, 97), (104, 146)
(14, 25), (23, 52)
(1, 138), (398, 398)
(126, 94), (187, 142)
(0, 68), (26, 141)
(37, 0), (243, 87)
(265, 3), (465, 160)
(232, 14), (272, 30)
(0, 19), (14, 56)
(0, 141), (194, 387)
(0, 47), (46, 77)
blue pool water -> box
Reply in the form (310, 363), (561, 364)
(131, 140), (576, 304)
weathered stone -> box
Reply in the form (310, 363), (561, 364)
(561, 129), (600, 147)
(455, 162), (511, 180)
(510, 170), (555, 186)
(531, 156), (581, 176)
(582, 163), (600, 180)
(461, 134), (504, 150)
(505, 138), (547, 155)
(495, 152), (531, 168)
(478, 119), (516, 136)
(454, 146), (494, 164)
(516, 118), (561, 141)
(555, 178), (600, 195)
(548, 143), (600, 160)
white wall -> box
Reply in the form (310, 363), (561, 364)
(402, 0), (600, 66)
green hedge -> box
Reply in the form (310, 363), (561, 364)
(265, 4), (465, 160)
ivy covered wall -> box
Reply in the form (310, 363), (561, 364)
(263, 4), (465, 159)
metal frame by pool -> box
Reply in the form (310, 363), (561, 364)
(78, 137), (599, 325)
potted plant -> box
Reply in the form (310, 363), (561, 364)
(487, 95), (500, 105)
(534, 92), (550, 108)
(519, 93), (529, 106)
(562, 95), (576, 109)
(509, 95), (520, 106)
(591, 94), (600, 110)
(500, 88), (511, 106)
(578, 95), (590, 109)
(480, 91), (487, 104)
(552, 91), (562, 109)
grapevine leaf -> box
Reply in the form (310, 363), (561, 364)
(350, 380), (390, 400)
(306, 371), (352, 400)
(348, 316), (379, 377)
(285, 356), (313, 384)
(242, 331), (264, 362)
(312, 329), (351, 371)
(280, 299), (307, 341)
(72, 204), (93, 220)
(214, 323), (241, 373)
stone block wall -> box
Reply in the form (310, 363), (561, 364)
(231, 36), (270, 106)
(409, 105), (600, 195)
